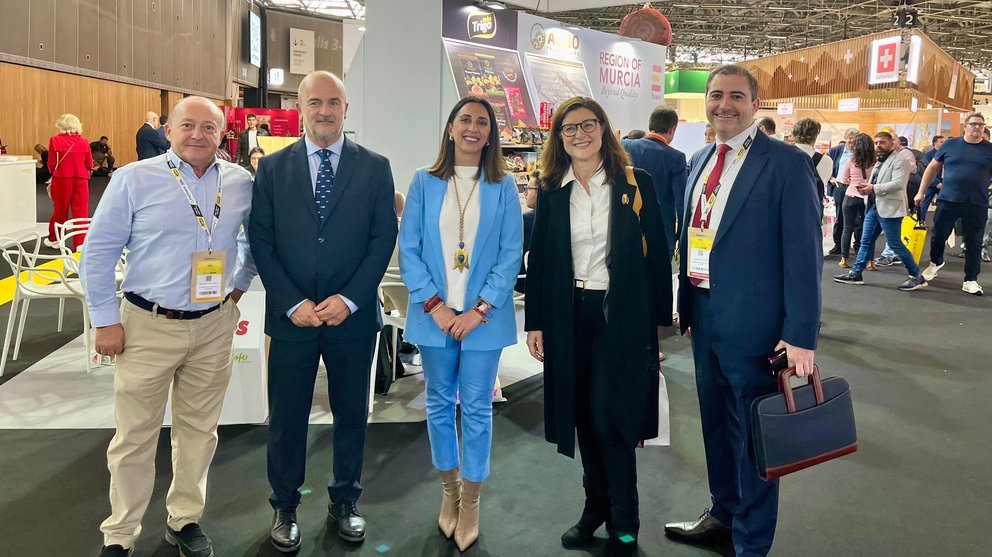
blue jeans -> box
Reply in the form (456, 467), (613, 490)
(420, 337), (502, 482)
(852, 207), (921, 276)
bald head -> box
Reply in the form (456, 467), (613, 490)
(297, 71), (349, 147)
(166, 96), (225, 173)
(298, 71), (346, 101)
(145, 111), (160, 127)
(171, 97), (225, 129)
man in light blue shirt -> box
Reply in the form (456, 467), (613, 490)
(82, 96), (256, 557)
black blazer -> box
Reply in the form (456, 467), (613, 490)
(249, 136), (398, 341)
(237, 128), (270, 166)
(524, 168), (672, 457)
(135, 123), (170, 160)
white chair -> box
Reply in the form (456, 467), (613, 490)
(368, 281), (410, 409)
(1, 233), (93, 376)
(514, 251), (529, 307)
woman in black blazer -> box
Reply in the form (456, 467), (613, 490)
(524, 97), (672, 557)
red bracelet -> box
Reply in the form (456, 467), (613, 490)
(471, 306), (489, 324)
(423, 294), (443, 313)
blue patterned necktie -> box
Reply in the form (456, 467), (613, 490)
(315, 148), (335, 218)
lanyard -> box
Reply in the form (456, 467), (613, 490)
(166, 154), (223, 252)
(698, 134), (753, 228)
(645, 132), (669, 144)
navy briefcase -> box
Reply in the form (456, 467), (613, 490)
(751, 366), (858, 481)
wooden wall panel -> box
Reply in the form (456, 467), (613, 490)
(0, 62), (162, 166)
(913, 31), (975, 110)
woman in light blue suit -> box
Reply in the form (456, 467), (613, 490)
(399, 96), (522, 552)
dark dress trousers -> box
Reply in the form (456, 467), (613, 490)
(135, 123), (170, 160)
(249, 136), (397, 510)
(678, 131), (822, 556)
(525, 168), (673, 534)
(622, 136), (688, 258)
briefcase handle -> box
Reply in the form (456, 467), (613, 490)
(779, 365), (824, 413)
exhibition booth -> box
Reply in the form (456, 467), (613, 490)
(346, 0), (672, 191)
(739, 29), (976, 148)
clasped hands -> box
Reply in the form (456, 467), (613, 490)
(431, 305), (483, 341)
(290, 295), (352, 327)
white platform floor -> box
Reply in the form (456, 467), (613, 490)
(0, 314), (543, 430)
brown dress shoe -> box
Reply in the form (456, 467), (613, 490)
(839, 257), (851, 268)
(867, 261), (877, 271)
(664, 508), (732, 544)
(438, 468), (461, 538)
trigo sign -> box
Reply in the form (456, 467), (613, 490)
(468, 10), (497, 40)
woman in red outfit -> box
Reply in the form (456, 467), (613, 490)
(47, 113), (93, 250)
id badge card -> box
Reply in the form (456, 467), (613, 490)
(687, 227), (715, 281)
(191, 251), (226, 304)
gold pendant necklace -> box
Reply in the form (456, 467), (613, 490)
(451, 174), (479, 273)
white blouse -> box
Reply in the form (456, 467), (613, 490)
(440, 166), (482, 311)
(565, 166), (611, 288)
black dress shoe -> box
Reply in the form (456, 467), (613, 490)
(270, 508), (302, 553)
(165, 523), (214, 557)
(561, 523), (598, 549)
(664, 508), (732, 544)
(99, 545), (132, 557)
(561, 499), (610, 549)
(328, 501), (367, 543)
(604, 534), (638, 557)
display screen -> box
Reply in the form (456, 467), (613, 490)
(443, 38), (538, 132)
(249, 11), (262, 67)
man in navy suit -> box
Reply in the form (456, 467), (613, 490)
(622, 106), (688, 258)
(249, 71), (397, 552)
(135, 111), (170, 160)
(664, 65), (822, 556)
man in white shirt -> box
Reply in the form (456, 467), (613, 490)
(237, 113), (270, 166)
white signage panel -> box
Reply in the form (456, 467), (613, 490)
(868, 35), (901, 85)
(838, 98), (860, 112)
(516, 12), (668, 135)
(290, 28), (315, 74)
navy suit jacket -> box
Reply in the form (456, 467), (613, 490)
(828, 144), (846, 179)
(135, 123), (170, 160)
(249, 136), (398, 341)
(678, 131), (822, 356)
(622, 135), (687, 253)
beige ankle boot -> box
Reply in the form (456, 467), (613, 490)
(454, 480), (482, 551)
(438, 468), (461, 538)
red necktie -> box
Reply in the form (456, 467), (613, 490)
(690, 143), (732, 286)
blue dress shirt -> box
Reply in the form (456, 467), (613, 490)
(81, 150), (257, 327)
(285, 134), (358, 318)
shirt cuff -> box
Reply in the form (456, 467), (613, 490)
(231, 268), (256, 292)
(286, 299), (306, 319)
(338, 295), (359, 314)
(90, 306), (122, 328)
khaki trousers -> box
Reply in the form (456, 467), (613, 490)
(100, 298), (240, 548)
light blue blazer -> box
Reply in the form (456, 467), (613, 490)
(399, 168), (523, 351)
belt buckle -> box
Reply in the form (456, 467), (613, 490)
(578, 279), (586, 290)
(165, 309), (186, 320)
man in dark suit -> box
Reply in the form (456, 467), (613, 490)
(135, 111), (170, 160)
(237, 113), (270, 166)
(622, 106), (688, 258)
(664, 65), (822, 557)
(249, 71), (397, 552)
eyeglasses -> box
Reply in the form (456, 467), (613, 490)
(525, 186), (539, 191)
(964, 121), (985, 127)
(560, 118), (601, 137)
